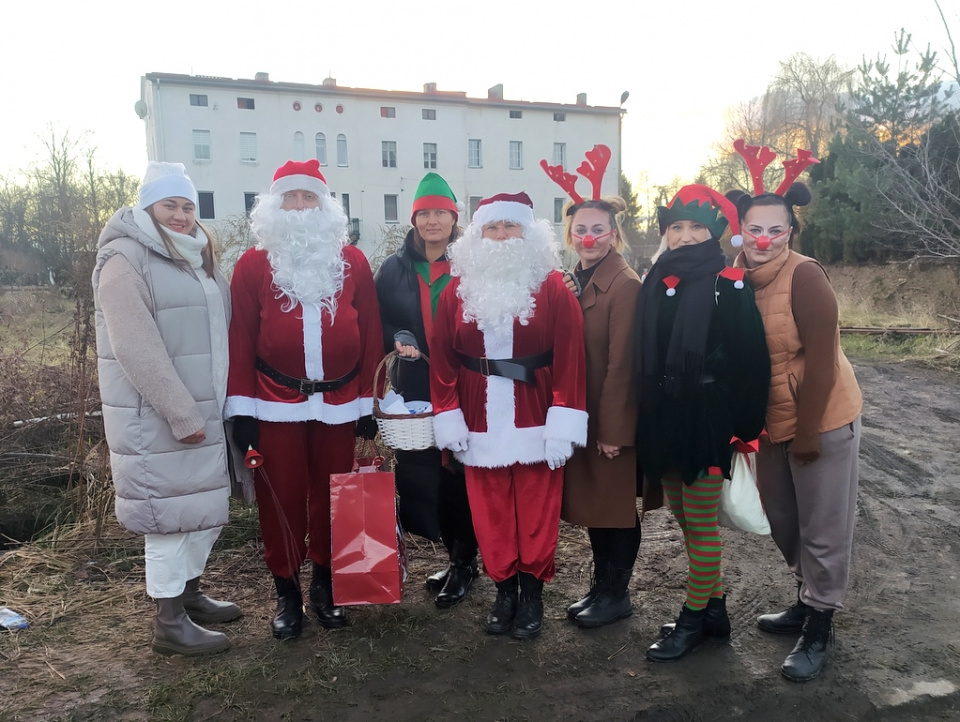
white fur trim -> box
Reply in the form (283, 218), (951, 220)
(456, 425), (551, 468)
(434, 409), (469, 450)
(225, 394), (367, 424)
(544, 405), (588, 447)
(471, 201), (535, 229)
(270, 174), (329, 198)
(301, 303), (324, 379)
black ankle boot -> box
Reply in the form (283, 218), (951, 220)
(309, 563), (348, 629)
(574, 563), (633, 628)
(512, 572), (544, 640)
(425, 565), (450, 592)
(781, 608), (833, 682)
(485, 575), (518, 635)
(435, 541), (479, 609)
(567, 558), (603, 621)
(647, 605), (705, 662)
(758, 593), (809, 634)
(271, 575), (303, 640)
(660, 594), (730, 638)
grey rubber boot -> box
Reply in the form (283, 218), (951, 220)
(180, 577), (241, 624)
(152, 597), (231, 656)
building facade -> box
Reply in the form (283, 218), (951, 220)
(137, 72), (623, 258)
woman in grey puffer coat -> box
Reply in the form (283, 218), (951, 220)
(93, 162), (240, 656)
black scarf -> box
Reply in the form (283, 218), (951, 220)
(636, 239), (726, 412)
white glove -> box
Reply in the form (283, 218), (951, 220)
(434, 409), (469, 453)
(448, 435), (469, 453)
(545, 438), (574, 470)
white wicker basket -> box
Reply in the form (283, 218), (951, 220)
(373, 351), (435, 451)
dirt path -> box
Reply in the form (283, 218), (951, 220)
(5, 360), (960, 721)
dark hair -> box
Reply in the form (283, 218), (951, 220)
(727, 182), (812, 234)
(563, 196), (628, 251)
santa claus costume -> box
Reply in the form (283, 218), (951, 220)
(430, 192), (587, 640)
(226, 160), (383, 639)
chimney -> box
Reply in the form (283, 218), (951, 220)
(322, 77), (337, 87)
(424, 82), (437, 93)
(488, 84), (504, 100)
(576, 92), (587, 105)
(254, 72), (270, 82)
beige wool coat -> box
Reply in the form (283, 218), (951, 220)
(561, 250), (647, 528)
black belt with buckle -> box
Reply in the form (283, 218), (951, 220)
(456, 349), (553, 385)
(255, 357), (358, 395)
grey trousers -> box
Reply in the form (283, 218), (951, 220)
(756, 416), (861, 612)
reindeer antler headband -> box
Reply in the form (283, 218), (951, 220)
(733, 139), (820, 196)
(540, 144), (612, 208)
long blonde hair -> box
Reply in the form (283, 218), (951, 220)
(145, 206), (217, 278)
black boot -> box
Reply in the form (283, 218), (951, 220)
(512, 572), (545, 640)
(647, 605), (705, 662)
(567, 559), (603, 621)
(425, 565), (450, 593)
(309, 563), (348, 629)
(660, 594), (730, 638)
(574, 563), (633, 628)
(271, 575), (303, 640)
(781, 608), (834, 682)
(435, 541), (480, 609)
(758, 584), (808, 634)
(485, 575), (518, 635)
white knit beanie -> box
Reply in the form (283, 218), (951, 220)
(137, 162), (198, 209)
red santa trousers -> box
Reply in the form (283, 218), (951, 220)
(464, 462), (563, 583)
(254, 419), (355, 578)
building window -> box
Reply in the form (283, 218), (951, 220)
(422, 108), (436, 120)
(509, 110), (522, 119)
(553, 112), (566, 122)
(553, 142), (566, 169)
(189, 94), (208, 107)
(244, 192), (258, 214)
(423, 142), (437, 169)
(341, 193), (351, 218)
(382, 141), (397, 168)
(554, 198), (565, 224)
(197, 191), (215, 220)
(192, 129), (211, 161)
(468, 196), (482, 220)
(293, 131), (305, 160)
(509, 141), (523, 170)
(384, 194), (399, 223)
(239, 132), (258, 162)
(315, 132), (327, 165)
(380, 106), (396, 118)
(468, 139), (482, 168)
(337, 134), (348, 166)
(237, 97), (255, 110)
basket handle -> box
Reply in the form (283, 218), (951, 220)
(373, 350), (430, 415)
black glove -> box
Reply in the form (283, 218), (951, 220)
(355, 414), (379, 440)
(232, 415), (260, 450)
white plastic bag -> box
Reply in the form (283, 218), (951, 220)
(718, 451), (770, 535)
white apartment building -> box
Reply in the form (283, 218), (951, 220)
(137, 72), (624, 257)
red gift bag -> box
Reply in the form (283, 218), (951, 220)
(329, 453), (406, 605)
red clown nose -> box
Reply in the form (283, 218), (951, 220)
(756, 236), (771, 250)
(244, 446), (263, 469)
(582, 235), (596, 248)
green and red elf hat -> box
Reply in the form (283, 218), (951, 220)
(657, 184), (743, 246)
(410, 172), (462, 224)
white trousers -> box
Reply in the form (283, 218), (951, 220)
(144, 527), (222, 599)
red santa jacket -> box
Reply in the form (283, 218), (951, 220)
(430, 271), (587, 468)
(225, 245), (382, 424)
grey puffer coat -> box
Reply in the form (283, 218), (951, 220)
(93, 207), (232, 535)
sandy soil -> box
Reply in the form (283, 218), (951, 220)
(4, 359), (960, 722)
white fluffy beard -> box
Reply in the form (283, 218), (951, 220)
(449, 219), (561, 334)
(250, 193), (349, 316)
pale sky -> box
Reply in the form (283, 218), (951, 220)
(1, 0), (954, 188)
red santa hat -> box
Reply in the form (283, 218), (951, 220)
(470, 192), (535, 229)
(269, 159), (329, 197)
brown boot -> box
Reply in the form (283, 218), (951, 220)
(152, 597), (231, 656)
(181, 577), (241, 624)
